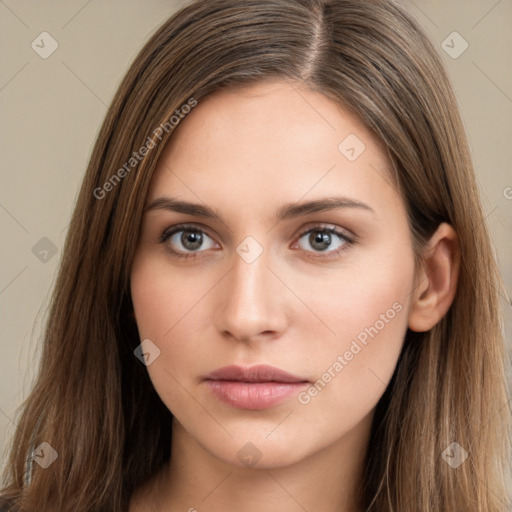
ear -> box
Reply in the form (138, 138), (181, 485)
(408, 222), (461, 332)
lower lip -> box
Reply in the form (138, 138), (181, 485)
(205, 380), (308, 410)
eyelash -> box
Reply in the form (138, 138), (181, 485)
(159, 223), (356, 261)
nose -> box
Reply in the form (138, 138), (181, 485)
(214, 246), (288, 343)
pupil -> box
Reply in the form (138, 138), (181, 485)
(181, 230), (203, 250)
(310, 231), (331, 251)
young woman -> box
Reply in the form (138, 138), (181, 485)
(1, 0), (510, 510)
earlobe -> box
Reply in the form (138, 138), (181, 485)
(408, 223), (461, 332)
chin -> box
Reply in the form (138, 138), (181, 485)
(200, 428), (314, 470)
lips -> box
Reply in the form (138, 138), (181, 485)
(205, 364), (307, 383)
(204, 364), (309, 410)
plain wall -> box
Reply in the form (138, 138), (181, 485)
(1, 0), (511, 483)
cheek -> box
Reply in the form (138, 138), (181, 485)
(131, 249), (209, 340)
(130, 250), (215, 389)
(295, 246), (413, 421)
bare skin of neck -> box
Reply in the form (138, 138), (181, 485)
(129, 412), (373, 512)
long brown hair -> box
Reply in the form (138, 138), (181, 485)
(1, 0), (510, 510)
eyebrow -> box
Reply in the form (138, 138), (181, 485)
(144, 196), (374, 221)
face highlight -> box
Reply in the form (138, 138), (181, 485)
(130, 80), (417, 470)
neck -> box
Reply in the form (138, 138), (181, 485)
(144, 413), (373, 512)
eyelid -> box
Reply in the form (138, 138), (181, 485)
(159, 222), (217, 243)
(292, 222), (356, 244)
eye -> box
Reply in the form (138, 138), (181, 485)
(159, 223), (355, 261)
(294, 225), (354, 257)
(160, 224), (219, 259)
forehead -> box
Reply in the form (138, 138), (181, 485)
(147, 80), (399, 219)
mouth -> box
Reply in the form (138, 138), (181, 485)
(204, 364), (310, 410)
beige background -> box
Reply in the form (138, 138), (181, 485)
(1, 0), (511, 479)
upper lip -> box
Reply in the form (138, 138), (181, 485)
(204, 364), (308, 383)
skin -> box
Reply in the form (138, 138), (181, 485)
(129, 80), (460, 512)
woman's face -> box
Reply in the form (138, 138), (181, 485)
(130, 80), (417, 468)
